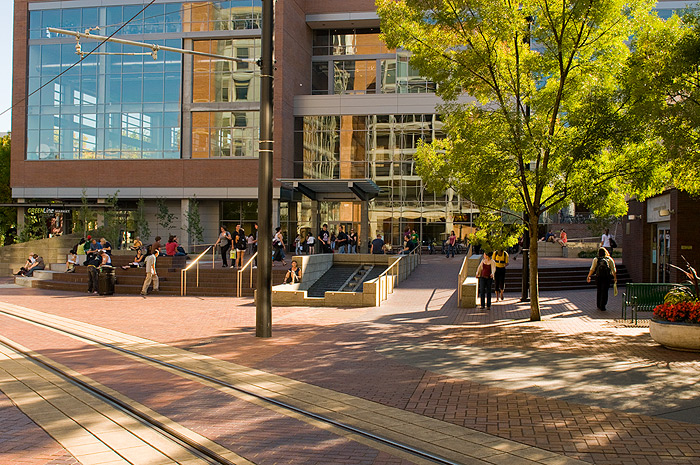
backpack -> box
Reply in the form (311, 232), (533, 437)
(596, 257), (611, 279)
(610, 237), (617, 249)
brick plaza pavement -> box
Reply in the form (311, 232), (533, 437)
(0, 255), (699, 464)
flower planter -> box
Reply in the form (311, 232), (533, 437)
(650, 319), (700, 352)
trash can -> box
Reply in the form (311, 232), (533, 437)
(97, 266), (116, 295)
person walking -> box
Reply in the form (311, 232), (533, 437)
(214, 225), (233, 267)
(446, 231), (456, 258)
(600, 228), (614, 255)
(475, 252), (495, 309)
(273, 227), (287, 266)
(492, 249), (509, 301)
(306, 232), (316, 255)
(234, 224), (247, 268)
(140, 248), (160, 296)
(586, 247), (617, 311)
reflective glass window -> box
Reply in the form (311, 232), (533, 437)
(192, 39), (260, 103)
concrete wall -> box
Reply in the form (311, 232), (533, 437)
(460, 277), (478, 308)
(0, 234), (81, 276)
(294, 254), (334, 291)
(271, 253), (418, 307)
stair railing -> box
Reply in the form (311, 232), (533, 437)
(457, 255), (469, 305)
(180, 246), (213, 296)
(374, 256), (402, 302)
(236, 252), (258, 297)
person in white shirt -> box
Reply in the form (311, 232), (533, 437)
(600, 228), (614, 255)
(140, 249), (159, 296)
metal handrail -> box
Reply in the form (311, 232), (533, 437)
(236, 252), (258, 297)
(457, 255), (469, 305)
(187, 242), (218, 269)
(180, 246), (212, 296)
(369, 257), (402, 302)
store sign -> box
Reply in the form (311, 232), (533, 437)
(27, 207), (70, 215)
(646, 194), (671, 223)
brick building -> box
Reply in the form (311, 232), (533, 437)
(10, 0), (688, 250)
(623, 189), (700, 284)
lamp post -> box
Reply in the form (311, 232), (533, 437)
(256, 0), (273, 337)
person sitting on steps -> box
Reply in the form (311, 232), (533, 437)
(283, 260), (302, 284)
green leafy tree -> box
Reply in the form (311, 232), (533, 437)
(72, 189), (96, 237)
(98, 191), (122, 245)
(0, 135), (15, 244)
(377, 0), (668, 319)
(133, 198), (150, 241)
(17, 209), (49, 242)
(156, 197), (177, 236)
(469, 211), (523, 254)
(185, 197), (204, 245)
(624, 11), (700, 194)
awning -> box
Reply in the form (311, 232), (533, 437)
(278, 179), (381, 202)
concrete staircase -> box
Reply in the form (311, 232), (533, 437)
(16, 254), (287, 296)
(503, 264), (632, 292)
(306, 264), (389, 296)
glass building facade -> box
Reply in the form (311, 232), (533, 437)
(311, 28), (436, 95)
(26, 1), (261, 160)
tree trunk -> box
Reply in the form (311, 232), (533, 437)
(528, 215), (541, 321)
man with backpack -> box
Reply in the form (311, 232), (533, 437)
(586, 248), (617, 311)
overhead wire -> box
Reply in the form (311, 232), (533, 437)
(0, 0), (167, 118)
(43, 0), (256, 39)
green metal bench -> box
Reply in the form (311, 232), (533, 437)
(622, 283), (677, 324)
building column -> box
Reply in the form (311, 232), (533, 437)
(16, 199), (26, 231)
(361, 200), (369, 253)
(96, 198), (106, 228)
(180, 198), (190, 246)
(311, 200), (320, 236)
(272, 200), (280, 229)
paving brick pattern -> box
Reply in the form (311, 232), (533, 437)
(1, 255), (700, 464)
(0, 391), (79, 465)
(0, 313), (417, 465)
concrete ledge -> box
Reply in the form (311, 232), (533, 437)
(31, 270), (57, 280)
(537, 241), (565, 257)
(14, 276), (40, 288)
(460, 277), (478, 308)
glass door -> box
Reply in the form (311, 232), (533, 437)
(656, 223), (671, 283)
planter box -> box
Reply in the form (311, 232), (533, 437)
(650, 319), (700, 352)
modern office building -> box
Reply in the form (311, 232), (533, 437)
(11, 0), (480, 249)
(10, 0), (690, 249)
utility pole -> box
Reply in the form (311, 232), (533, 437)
(51, 5), (275, 336)
(256, 0), (274, 337)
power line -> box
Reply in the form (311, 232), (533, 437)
(0, 0), (158, 118)
(40, 0), (258, 39)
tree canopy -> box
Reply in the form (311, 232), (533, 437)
(377, 0), (669, 318)
(624, 10), (700, 195)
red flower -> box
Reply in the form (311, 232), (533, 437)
(654, 302), (700, 323)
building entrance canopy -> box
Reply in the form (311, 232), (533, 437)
(279, 179), (380, 202)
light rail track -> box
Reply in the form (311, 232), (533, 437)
(0, 308), (464, 465)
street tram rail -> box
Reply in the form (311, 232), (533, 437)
(0, 307), (466, 465)
(0, 336), (236, 465)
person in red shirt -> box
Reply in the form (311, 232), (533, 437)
(475, 252), (495, 309)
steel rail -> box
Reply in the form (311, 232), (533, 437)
(0, 337), (235, 465)
(0, 309), (463, 465)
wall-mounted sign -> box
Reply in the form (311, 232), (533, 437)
(681, 245), (693, 250)
(647, 194), (671, 223)
(27, 207), (70, 215)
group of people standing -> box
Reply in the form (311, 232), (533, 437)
(475, 249), (510, 309)
(215, 224), (256, 268)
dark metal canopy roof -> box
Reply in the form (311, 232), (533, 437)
(278, 179), (380, 202)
